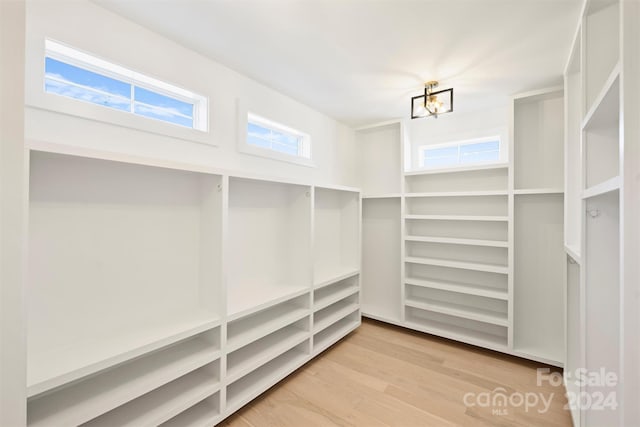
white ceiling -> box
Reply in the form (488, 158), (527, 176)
(94, 0), (582, 127)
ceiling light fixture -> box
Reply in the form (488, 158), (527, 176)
(411, 81), (453, 119)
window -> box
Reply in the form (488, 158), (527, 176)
(43, 39), (207, 131)
(244, 112), (312, 161)
(419, 136), (501, 169)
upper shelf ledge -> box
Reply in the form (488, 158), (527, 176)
(582, 62), (621, 131)
(404, 163), (509, 176)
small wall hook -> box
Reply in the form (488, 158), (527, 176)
(587, 208), (600, 218)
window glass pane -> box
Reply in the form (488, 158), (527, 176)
(459, 141), (500, 164)
(423, 146), (459, 167)
(421, 139), (500, 168)
(271, 131), (299, 147)
(271, 140), (299, 156)
(247, 133), (271, 149)
(133, 103), (193, 128)
(134, 87), (193, 118)
(248, 122), (271, 140)
(247, 119), (303, 157)
(45, 57), (131, 112)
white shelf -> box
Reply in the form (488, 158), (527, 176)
(404, 235), (508, 248)
(404, 256), (508, 275)
(314, 267), (359, 289)
(404, 214), (508, 222)
(404, 163), (509, 176)
(514, 188), (564, 195)
(564, 244), (581, 264)
(226, 326), (309, 384)
(405, 277), (508, 301)
(27, 310), (220, 397)
(362, 193), (402, 199)
(160, 394), (221, 427)
(27, 336), (220, 427)
(583, 62), (620, 131)
(404, 190), (508, 198)
(314, 188), (360, 291)
(226, 345), (309, 414)
(313, 300), (360, 334)
(405, 298), (508, 327)
(313, 314), (360, 355)
(84, 367), (220, 427)
(404, 319), (507, 351)
(227, 285), (309, 321)
(582, 175), (620, 199)
(314, 286), (359, 312)
(226, 306), (310, 353)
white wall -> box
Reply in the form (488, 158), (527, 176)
(24, 0), (357, 187)
(0, 1), (27, 425)
(405, 106), (509, 171)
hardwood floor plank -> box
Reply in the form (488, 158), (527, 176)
(222, 319), (571, 427)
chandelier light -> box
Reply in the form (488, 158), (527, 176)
(411, 81), (453, 119)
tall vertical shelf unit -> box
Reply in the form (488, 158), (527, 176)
(511, 87), (565, 365)
(312, 186), (361, 355)
(563, 0), (640, 425)
(357, 123), (403, 324)
(24, 141), (361, 426)
(358, 91), (566, 367)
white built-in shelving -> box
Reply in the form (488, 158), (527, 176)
(511, 87), (565, 366)
(358, 85), (566, 367)
(160, 393), (222, 427)
(313, 187), (360, 285)
(28, 151), (224, 398)
(28, 332), (221, 426)
(401, 156), (514, 356)
(227, 177), (312, 318)
(358, 123), (404, 325)
(83, 364), (221, 427)
(225, 342), (309, 414)
(561, 0), (640, 424)
(25, 141), (361, 426)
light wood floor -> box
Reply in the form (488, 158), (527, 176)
(220, 319), (572, 427)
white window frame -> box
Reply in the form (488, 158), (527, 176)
(26, 39), (213, 146)
(236, 100), (314, 167)
(418, 135), (503, 170)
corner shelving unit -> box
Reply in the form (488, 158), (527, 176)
(358, 88), (568, 367)
(511, 87), (565, 365)
(25, 141), (361, 426)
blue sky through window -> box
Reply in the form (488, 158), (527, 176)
(422, 139), (500, 168)
(45, 57), (131, 112)
(247, 121), (301, 156)
(45, 56), (195, 128)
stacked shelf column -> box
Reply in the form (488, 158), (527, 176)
(402, 166), (511, 350)
(357, 122), (404, 324)
(511, 87), (565, 365)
